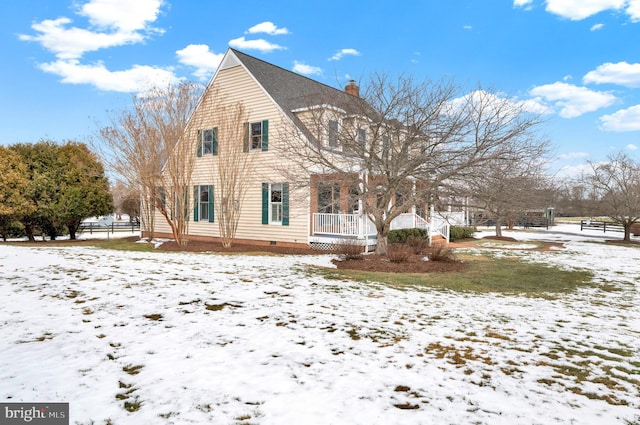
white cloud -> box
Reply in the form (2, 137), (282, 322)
(555, 162), (593, 178)
(463, 25), (473, 30)
(583, 61), (640, 87)
(246, 22), (289, 36)
(19, 0), (164, 59)
(39, 59), (181, 93)
(176, 44), (223, 81)
(520, 98), (555, 115)
(627, 143), (638, 150)
(449, 90), (552, 117)
(590, 23), (605, 30)
(529, 82), (617, 118)
(628, 0), (640, 21)
(228, 37), (285, 53)
(543, 0), (640, 21)
(292, 61), (322, 76)
(599, 104), (640, 131)
(558, 152), (590, 159)
(329, 48), (361, 61)
(78, 0), (164, 32)
(513, 0), (534, 8)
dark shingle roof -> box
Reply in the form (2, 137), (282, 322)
(230, 48), (355, 114)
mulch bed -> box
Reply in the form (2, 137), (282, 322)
(332, 254), (468, 273)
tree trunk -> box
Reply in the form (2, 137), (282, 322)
(376, 233), (388, 255)
(494, 220), (503, 237)
(68, 222), (79, 240)
(624, 224), (631, 241)
(25, 224), (35, 242)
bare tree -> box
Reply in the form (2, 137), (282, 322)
(211, 102), (253, 247)
(465, 165), (553, 236)
(460, 128), (552, 236)
(280, 76), (545, 253)
(112, 180), (141, 223)
(587, 152), (640, 241)
(554, 177), (597, 218)
(98, 82), (202, 245)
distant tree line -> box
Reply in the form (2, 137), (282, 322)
(0, 140), (113, 241)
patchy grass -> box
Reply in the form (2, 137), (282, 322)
(122, 364), (144, 376)
(317, 254), (594, 296)
(205, 302), (242, 311)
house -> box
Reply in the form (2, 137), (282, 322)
(150, 48), (448, 249)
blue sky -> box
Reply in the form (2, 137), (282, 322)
(2, 0), (640, 177)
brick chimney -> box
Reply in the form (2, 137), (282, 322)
(345, 80), (359, 97)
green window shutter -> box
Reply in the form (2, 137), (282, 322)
(243, 122), (249, 152)
(212, 128), (218, 156)
(282, 182), (289, 226)
(197, 130), (202, 157)
(193, 186), (199, 222)
(261, 120), (269, 151)
(261, 183), (269, 224)
(208, 185), (214, 223)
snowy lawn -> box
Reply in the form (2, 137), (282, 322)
(0, 224), (639, 424)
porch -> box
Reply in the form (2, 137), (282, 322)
(309, 212), (450, 250)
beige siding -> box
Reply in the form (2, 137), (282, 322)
(154, 63), (311, 245)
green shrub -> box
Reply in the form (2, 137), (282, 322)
(0, 219), (24, 241)
(449, 226), (475, 242)
(388, 228), (428, 244)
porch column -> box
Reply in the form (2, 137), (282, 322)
(429, 202), (435, 245)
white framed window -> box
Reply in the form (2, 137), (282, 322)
(270, 183), (283, 223)
(262, 182), (289, 225)
(244, 120), (268, 152)
(193, 185), (214, 222)
(199, 185), (210, 221)
(328, 119), (339, 147)
(357, 127), (367, 147)
(251, 122), (263, 150)
(197, 128), (217, 156)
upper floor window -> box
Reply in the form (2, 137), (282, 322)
(357, 127), (367, 147)
(251, 122), (263, 150)
(197, 128), (218, 157)
(243, 120), (269, 152)
(328, 119), (339, 148)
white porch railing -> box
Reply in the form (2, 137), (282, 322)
(313, 213), (367, 236)
(390, 213), (429, 230)
(312, 212), (449, 244)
